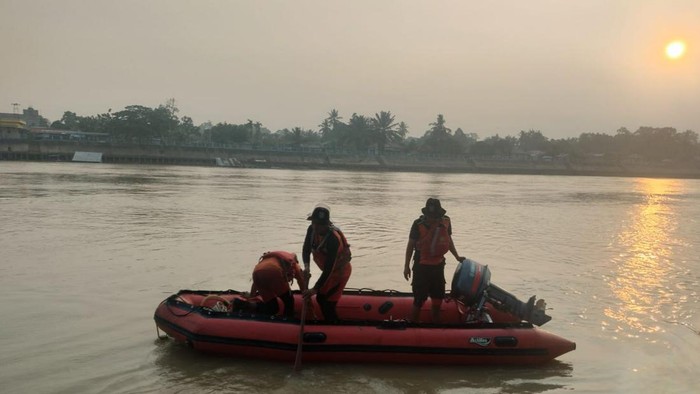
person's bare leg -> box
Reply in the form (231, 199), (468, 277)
(410, 305), (421, 322)
(431, 305), (441, 324)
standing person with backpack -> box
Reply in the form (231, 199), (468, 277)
(404, 198), (464, 323)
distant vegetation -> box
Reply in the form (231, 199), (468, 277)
(48, 101), (700, 163)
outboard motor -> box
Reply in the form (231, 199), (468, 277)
(451, 258), (552, 326)
(451, 258), (491, 305)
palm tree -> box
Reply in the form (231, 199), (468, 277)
(397, 122), (409, 139)
(318, 119), (331, 139)
(428, 114), (450, 137)
(371, 111), (400, 155)
(422, 114), (452, 152)
(326, 109), (343, 131)
(290, 127), (304, 148)
(346, 113), (373, 150)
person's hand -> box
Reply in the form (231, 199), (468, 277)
(303, 288), (317, 299)
(403, 265), (411, 281)
(456, 256), (466, 262)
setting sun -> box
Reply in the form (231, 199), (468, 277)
(665, 40), (687, 59)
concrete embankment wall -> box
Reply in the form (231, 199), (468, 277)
(0, 140), (215, 165)
(2, 139), (700, 179)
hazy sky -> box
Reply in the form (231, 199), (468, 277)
(2, 1), (699, 139)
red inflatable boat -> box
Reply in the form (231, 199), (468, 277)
(154, 283), (576, 365)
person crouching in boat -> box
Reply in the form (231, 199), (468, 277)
(243, 251), (307, 318)
(302, 203), (352, 323)
(404, 198), (464, 323)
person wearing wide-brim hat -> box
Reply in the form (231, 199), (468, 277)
(404, 198), (464, 323)
(302, 203), (352, 322)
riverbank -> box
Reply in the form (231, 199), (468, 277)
(2, 139), (700, 179)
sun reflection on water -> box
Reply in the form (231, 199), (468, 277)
(604, 178), (682, 337)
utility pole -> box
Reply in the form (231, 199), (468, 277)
(11, 103), (20, 114)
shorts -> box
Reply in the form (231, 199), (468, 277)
(411, 262), (446, 306)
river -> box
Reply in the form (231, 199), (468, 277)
(1, 162), (698, 393)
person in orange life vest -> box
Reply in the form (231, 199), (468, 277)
(246, 251), (307, 318)
(403, 198), (464, 323)
(302, 203), (352, 323)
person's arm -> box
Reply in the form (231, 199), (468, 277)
(447, 221), (464, 261)
(404, 221), (419, 280)
(293, 263), (308, 291)
(404, 238), (415, 280)
(448, 239), (462, 261)
(312, 233), (339, 291)
(302, 225), (313, 268)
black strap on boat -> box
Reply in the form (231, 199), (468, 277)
(164, 295), (196, 317)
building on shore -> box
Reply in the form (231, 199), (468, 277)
(0, 106), (49, 128)
(0, 118), (29, 140)
(29, 128), (110, 143)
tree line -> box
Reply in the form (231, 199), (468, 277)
(48, 101), (700, 162)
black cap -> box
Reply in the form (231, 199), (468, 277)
(307, 203), (330, 224)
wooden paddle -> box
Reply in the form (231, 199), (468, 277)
(294, 266), (311, 372)
(293, 298), (308, 372)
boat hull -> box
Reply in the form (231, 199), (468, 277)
(154, 289), (575, 365)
